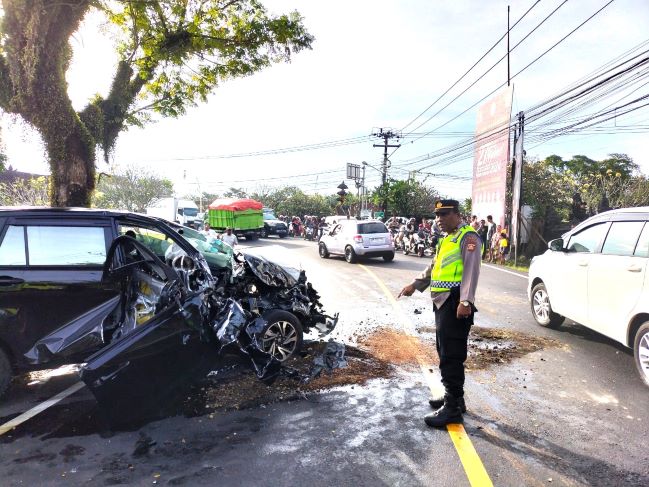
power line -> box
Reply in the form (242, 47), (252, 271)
(399, 0), (541, 132)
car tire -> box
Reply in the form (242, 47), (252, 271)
(0, 348), (11, 399)
(344, 246), (357, 264)
(530, 282), (565, 328)
(279, 233), (286, 239)
(260, 310), (303, 362)
(260, 227), (268, 238)
(319, 242), (330, 258)
(383, 252), (395, 262)
(633, 322), (649, 388)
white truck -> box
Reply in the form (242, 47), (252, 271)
(146, 197), (201, 228)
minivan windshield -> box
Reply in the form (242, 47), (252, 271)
(357, 222), (388, 234)
(263, 213), (278, 220)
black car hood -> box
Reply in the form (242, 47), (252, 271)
(242, 253), (300, 288)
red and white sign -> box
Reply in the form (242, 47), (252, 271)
(471, 86), (513, 227)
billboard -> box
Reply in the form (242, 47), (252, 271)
(471, 86), (513, 227)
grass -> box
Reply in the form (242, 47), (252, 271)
(484, 255), (531, 273)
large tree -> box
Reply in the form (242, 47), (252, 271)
(0, 1), (313, 206)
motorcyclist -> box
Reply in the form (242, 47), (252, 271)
(404, 217), (417, 250)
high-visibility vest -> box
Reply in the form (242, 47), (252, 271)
(430, 225), (478, 292)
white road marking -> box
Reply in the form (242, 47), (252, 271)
(0, 381), (85, 436)
(483, 264), (528, 280)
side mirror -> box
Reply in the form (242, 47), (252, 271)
(548, 238), (564, 251)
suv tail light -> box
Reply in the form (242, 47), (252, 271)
(353, 235), (363, 243)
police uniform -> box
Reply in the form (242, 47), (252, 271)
(408, 199), (482, 425)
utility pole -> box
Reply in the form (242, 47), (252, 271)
(511, 111), (525, 266)
(507, 5), (511, 86)
(372, 128), (400, 211)
(372, 128), (401, 185)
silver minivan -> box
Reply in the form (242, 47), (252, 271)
(318, 219), (394, 263)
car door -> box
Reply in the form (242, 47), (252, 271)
(327, 224), (343, 254)
(587, 220), (647, 342)
(548, 222), (609, 324)
(0, 216), (116, 367)
(78, 236), (209, 425)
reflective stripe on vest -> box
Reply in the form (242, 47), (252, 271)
(430, 225), (478, 292)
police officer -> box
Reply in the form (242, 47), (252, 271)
(398, 199), (481, 427)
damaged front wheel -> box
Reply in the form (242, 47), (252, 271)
(261, 310), (303, 362)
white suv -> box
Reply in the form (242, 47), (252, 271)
(319, 219), (395, 263)
(528, 207), (649, 387)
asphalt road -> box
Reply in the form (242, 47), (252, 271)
(0, 236), (647, 486)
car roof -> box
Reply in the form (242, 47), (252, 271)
(566, 206), (649, 237)
(0, 206), (136, 217)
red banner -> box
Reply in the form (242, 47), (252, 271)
(471, 86), (513, 227)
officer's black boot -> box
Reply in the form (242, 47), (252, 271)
(429, 395), (466, 413)
(424, 395), (463, 427)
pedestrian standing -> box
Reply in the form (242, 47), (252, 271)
(221, 227), (238, 248)
(477, 219), (488, 260)
(398, 199), (481, 427)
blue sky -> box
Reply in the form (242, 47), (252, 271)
(2, 0), (648, 200)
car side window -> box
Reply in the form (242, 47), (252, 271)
(118, 224), (172, 257)
(0, 226), (27, 265)
(634, 222), (649, 257)
(566, 223), (607, 253)
(601, 221), (645, 256)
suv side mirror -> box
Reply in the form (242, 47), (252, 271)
(548, 238), (564, 251)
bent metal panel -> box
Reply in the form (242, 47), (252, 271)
(471, 86), (513, 227)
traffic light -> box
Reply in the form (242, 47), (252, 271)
(337, 181), (348, 204)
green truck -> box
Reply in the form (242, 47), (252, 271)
(207, 198), (264, 240)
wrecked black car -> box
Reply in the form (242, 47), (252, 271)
(0, 208), (337, 401)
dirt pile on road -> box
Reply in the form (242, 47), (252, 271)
(358, 327), (438, 367)
(187, 342), (393, 415)
(466, 326), (559, 370)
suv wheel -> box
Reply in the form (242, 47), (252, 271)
(319, 242), (330, 258)
(0, 348), (11, 399)
(383, 252), (395, 262)
(260, 227), (268, 238)
(634, 322), (649, 387)
(530, 282), (565, 328)
(344, 246), (357, 264)
(260, 311), (303, 362)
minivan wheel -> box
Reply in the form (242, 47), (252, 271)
(531, 282), (565, 328)
(260, 310), (303, 362)
(319, 242), (330, 258)
(344, 246), (357, 263)
(260, 227), (268, 238)
(634, 322), (649, 387)
(0, 348), (11, 399)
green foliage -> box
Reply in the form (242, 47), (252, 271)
(0, 176), (50, 206)
(369, 178), (438, 217)
(249, 186), (336, 217)
(522, 153), (647, 223)
(0, 1), (313, 206)
(92, 165), (174, 212)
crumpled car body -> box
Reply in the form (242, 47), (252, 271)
(22, 235), (337, 421)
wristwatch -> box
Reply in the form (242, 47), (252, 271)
(461, 300), (471, 307)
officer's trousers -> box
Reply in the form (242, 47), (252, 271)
(434, 288), (473, 398)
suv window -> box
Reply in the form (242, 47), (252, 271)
(0, 226), (26, 265)
(0, 225), (107, 266)
(634, 223), (649, 257)
(601, 221), (645, 256)
(566, 223), (607, 253)
(119, 224), (172, 257)
(357, 222), (388, 234)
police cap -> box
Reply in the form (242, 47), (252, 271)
(433, 199), (460, 214)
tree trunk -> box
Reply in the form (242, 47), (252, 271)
(43, 121), (95, 207)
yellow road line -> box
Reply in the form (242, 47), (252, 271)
(0, 381), (85, 436)
(359, 264), (493, 487)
